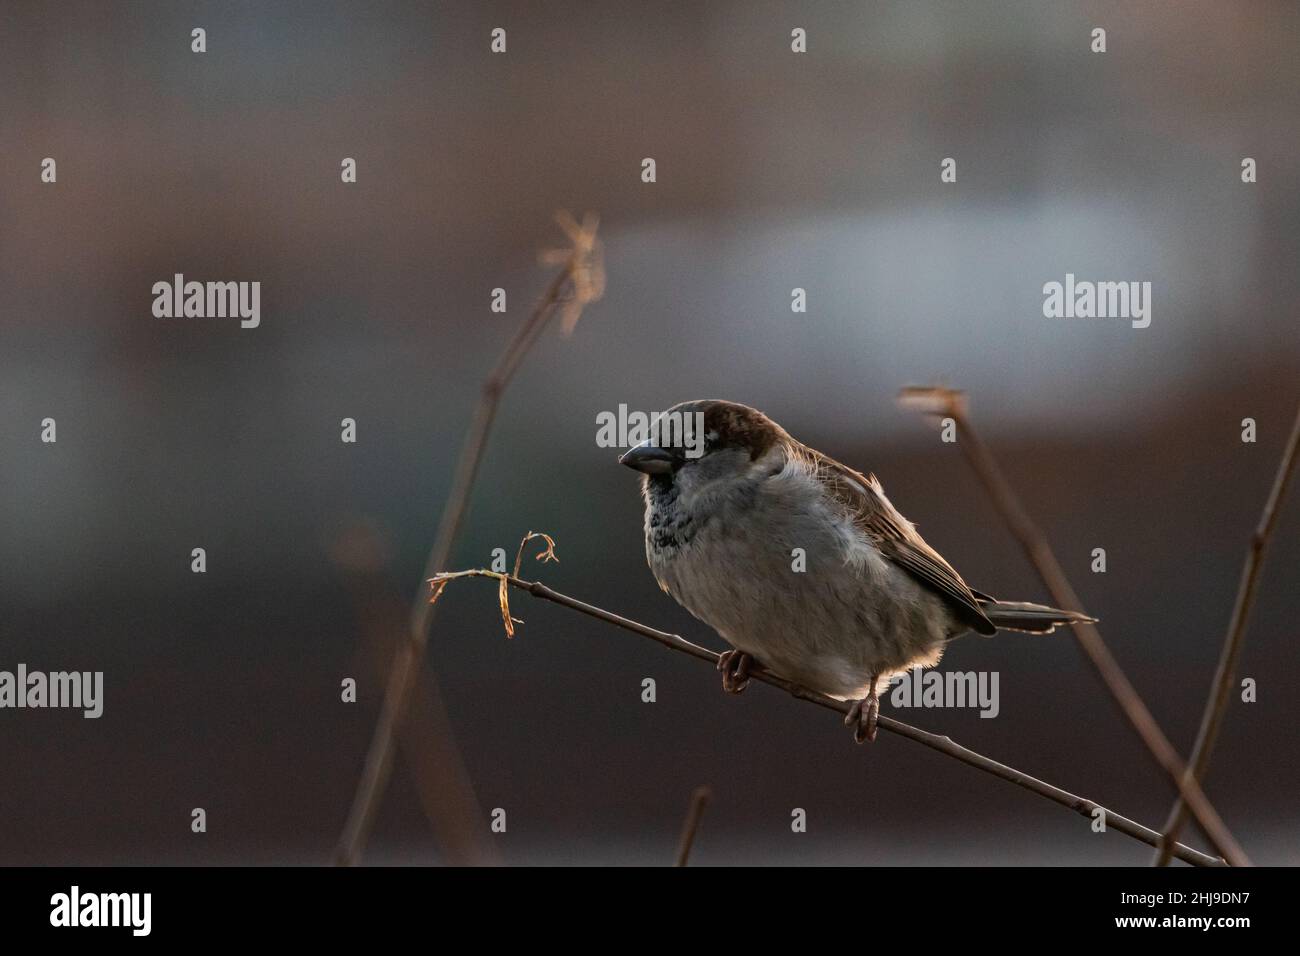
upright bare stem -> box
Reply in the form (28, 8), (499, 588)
(898, 387), (1249, 866)
(334, 215), (603, 865)
(1152, 402), (1300, 864)
(330, 523), (501, 865)
(674, 786), (712, 867)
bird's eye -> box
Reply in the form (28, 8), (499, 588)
(689, 430), (722, 461)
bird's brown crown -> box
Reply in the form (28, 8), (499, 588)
(663, 399), (787, 460)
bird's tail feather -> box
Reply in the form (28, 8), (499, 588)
(980, 600), (1096, 635)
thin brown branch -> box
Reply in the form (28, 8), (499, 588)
(430, 567), (1225, 867)
(898, 386), (1249, 866)
(1153, 401), (1300, 864)
(674, 785), (712, 867)
(334, 214), (603, 866)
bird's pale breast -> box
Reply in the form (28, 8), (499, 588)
(646, 459), (956, 699)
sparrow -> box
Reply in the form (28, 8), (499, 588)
(619, 399), (1094, 742)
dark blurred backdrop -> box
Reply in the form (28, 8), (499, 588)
(1, 1), (1297, 865)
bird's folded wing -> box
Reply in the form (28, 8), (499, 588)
(811, 451), (997, 635)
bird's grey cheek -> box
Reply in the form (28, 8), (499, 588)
(671, 468), (700, 496)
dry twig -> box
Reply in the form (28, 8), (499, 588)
(1152, 402), (1300, 864)
(426, 558), (1225, 868)
(334, 214), (604, 866)
(898, 386), (1249, 866)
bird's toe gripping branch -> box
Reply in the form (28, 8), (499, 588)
(845, 682), (882, 744)
(717, 649), (754, 694)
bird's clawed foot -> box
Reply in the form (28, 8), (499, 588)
(845, 685), (881, 743)
(717, 649), (755, 694)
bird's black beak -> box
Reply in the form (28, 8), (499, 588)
(618, 440), (679, 475)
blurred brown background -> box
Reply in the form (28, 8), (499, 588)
(1, 0), (1297, 864)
